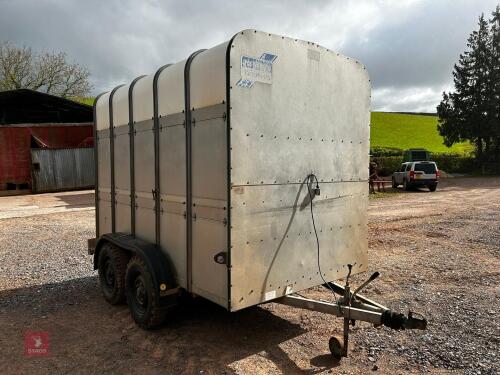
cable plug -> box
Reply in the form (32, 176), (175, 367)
(314, 180), (320, 196)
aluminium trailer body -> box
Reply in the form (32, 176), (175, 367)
(90, 30), (426, 358)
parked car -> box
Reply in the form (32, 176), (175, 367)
(392, 161), (440, 191)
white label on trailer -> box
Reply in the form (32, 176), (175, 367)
(237, 53), (277, 88)
(264, 290), (277, 301)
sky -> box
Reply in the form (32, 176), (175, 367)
(0, 0), (498, 112)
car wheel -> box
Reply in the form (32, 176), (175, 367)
(428, 184), (437, 192)
(98, 243), (128, 305)
(403, 179), (411, 191)
(125, 255), (168, 329)
(392, 177), (398, 188)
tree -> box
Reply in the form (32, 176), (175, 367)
(437, 7), (500, 173)
(490, 6), (500, 156)
(0, 42), (92, 98)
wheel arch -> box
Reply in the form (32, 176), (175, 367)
(94, 233), (177, 304)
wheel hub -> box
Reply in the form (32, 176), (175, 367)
(104, 260), (115, 287)
(134, 277), (147, 306)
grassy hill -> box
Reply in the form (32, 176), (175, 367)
(371, 112), (472, 154)
(73, 97), (94, 106)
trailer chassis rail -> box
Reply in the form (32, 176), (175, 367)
(275, 265), (427, 359)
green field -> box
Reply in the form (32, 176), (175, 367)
(371, 112), (472, 154)
(73, 97), (95, 106)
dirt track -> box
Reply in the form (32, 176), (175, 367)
(0, 178), (498, 374)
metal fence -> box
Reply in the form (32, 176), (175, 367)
(31, 148), (95, 193)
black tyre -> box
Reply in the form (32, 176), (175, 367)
(403, 179), (411, 191)
(392, 177), (398, 188)
(98, 243), (128, 305)
(125, 255), (167, 329)
(428, 184), (437, 192)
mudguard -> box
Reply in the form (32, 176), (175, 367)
(93, 233), (178, 306)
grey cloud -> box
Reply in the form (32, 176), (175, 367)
(0, 0), (498, 111)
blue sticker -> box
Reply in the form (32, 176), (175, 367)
(238, 52), (278, 88)
(259, 53), (278, 62)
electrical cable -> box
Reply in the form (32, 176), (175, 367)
(306, 174), (341, 308)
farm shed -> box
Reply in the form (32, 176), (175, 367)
(0, 89), (94, 193)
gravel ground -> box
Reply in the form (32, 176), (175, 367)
(0, 178), (498, 374)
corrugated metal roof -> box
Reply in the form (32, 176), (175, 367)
(0, 89), (92, 124)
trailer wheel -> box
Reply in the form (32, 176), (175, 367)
(329, 336), (344, 360)
(125, 255), (167, 329)
(428, 184), (437, 192)
(98, 243), (128, 305)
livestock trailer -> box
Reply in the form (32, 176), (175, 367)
(89, 30), (426, 359)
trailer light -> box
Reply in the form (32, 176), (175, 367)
(159, 283), (167, 291)
(409, 170), (415, 180)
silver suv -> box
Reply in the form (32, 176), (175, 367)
(392, 161), (440, 191)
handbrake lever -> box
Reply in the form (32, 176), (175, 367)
(352, 271), (380, 300)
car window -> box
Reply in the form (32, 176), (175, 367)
(406, 164), (412, 171)
(415, 163), (436, 173)
(400, 164), (406, 172)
